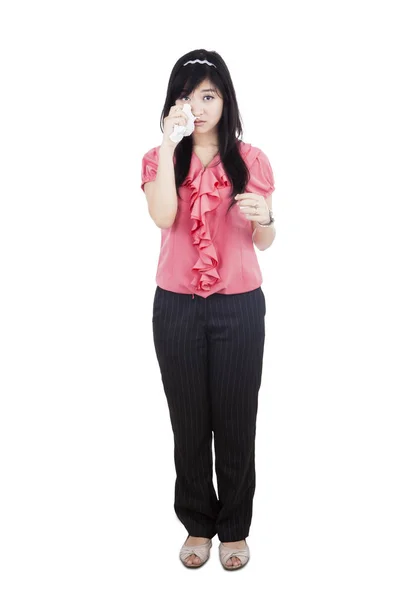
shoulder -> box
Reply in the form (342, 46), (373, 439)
(238, 141), (275, 193)
(142, 145), (160, 162)
(238, 141), (268, 167)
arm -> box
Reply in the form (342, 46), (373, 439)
(143, 144), (178, 229)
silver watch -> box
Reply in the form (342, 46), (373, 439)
(256, 208), (275, 227)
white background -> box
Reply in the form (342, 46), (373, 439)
(1, 0), (399, 598)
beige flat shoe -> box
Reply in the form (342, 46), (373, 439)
(179, 536), (212, 568)
(219, 541), (250, 570)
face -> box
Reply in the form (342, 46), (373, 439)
(176, 79), (224, 135)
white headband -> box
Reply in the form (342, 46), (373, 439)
(183, 59), (217, 68)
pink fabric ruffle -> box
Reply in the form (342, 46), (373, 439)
(182, 158), (230, 292)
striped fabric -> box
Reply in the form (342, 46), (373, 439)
(152, 284), (266, 542)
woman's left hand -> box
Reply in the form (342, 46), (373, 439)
(235, 193), (270, 224)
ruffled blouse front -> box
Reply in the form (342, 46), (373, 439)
(179, 151), (231, 292)
(141, 142), (275, 297)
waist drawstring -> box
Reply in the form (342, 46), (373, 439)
(192, 294), (194, 300)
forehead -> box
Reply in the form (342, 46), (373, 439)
(197, 79), (211, 88)
(191, 79), (218, 93)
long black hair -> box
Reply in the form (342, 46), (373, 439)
(160, 49), (250, 215)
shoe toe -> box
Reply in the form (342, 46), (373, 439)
(179, 538), (212, 568)
(219, 542), (250, 570)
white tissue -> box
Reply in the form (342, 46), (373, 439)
(169, 103), (197, 143)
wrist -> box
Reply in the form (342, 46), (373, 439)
(256, 208), (275, 227)
(160, 142), (177, 154)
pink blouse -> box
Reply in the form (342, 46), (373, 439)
(141, 141), (275, 298)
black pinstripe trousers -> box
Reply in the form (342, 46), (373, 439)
(152, 285), (266, 543)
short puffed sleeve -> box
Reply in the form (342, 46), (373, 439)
(247, 148), (275, 198)
(141, 147), (159, 192)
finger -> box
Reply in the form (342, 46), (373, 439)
(171, 105), (188, 119)
(175, 104), (189, 113)
(170, 115), (187, 125)
(174, 110), (188, 121)
(236, 193), (259, 202)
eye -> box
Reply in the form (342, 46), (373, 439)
(180, 95), (214, 101)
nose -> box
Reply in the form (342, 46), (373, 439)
(190, 104), (203, 118)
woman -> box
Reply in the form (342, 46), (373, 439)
(141, 49), (276, 570)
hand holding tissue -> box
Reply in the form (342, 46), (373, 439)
(169, 104), (197, 143)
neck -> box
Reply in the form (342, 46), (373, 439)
(193, 142), (219, 148)
(192, 129), (219, 148)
